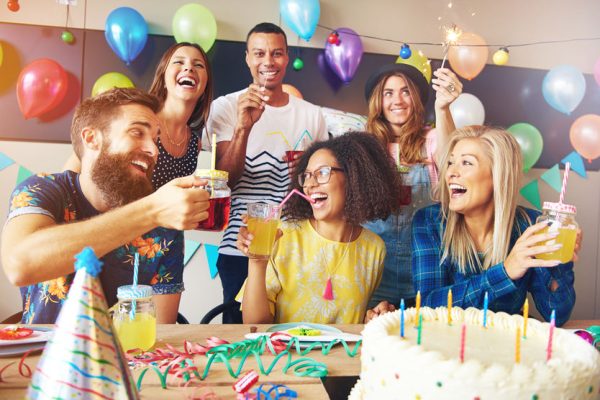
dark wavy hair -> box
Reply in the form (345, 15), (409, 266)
(284, 132), (402, 224)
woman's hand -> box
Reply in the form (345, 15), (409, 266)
(504, 221), (562, 280)
(236, 214), (282, 258)
(364, 301), (396, 323)
(432, 68), (462, 110)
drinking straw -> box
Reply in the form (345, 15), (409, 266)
(267, 189), (315, 220)
(559, 162), (570, 204)
(131, 253), (139, 320)
(210, 133), (217, 171)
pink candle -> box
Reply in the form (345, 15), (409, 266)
(546, 310), (556, 362)
(460, 323), (466, 363)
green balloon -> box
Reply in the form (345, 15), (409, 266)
(293, 57), (304, 71)
(61, 31), (75, 44)
(172, 3), (217, 52)
(507, 122), (544, 172)
(92, 72), (135, 97)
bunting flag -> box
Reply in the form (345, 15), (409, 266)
(561, 151), (587, 178)
(204, 244), (219, 279)
(520, 179), (541, 210)
(16, 166), (33, 185)
(0, 152), (15, 171)
(184, 239), (201, 267)
(540, 164), (562, 193)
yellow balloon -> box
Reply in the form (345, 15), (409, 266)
(493, 48), (509, 66)
(395, 49), (431, 83)
(91, 72), (135, 97)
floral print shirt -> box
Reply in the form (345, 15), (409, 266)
(7, 171), (184, 324)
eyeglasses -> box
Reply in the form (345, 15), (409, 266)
(298, 166), (344, 186)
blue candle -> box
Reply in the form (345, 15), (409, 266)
(483, 291), (489, 328)
(400, 299), (405, 338)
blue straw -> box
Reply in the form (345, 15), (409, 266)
(130, 253), (139, 320)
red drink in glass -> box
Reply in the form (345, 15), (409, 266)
(197, 196), (231, 231)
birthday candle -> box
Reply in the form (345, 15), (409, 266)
(415, 291), (421, 328)
(516, 327), (521, 364)
(523, 298), (529, 338)
(447, 289), (453, 325)
(547, 310), (556, 362)
(400, 299), (405, 338)
(460, 323), (466, 363)
(483, 292), (489, 328)
(417, 313), (423, 345)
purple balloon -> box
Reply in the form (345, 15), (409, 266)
(324, 27), (363, 83)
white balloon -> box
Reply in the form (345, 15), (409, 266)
(449, 93), (485, 128)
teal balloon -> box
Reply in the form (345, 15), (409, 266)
(172, 3), (217, 52)
(508, 122), (544, 172)
(542, 65), (586, 115)
(105, 7), (148, 65)
(280, 0), (320, 41)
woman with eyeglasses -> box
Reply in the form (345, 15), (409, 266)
(236, 132), (402, 324)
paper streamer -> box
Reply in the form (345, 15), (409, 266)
(562, 151), (587, 178)
(184, 240), (201, 267)
(540, 164), (562, 193)
(16, 166), (33, 186)
(520, 179), (541, 210)
(204, 244), (219, 279)
(0, 152), (15, 172)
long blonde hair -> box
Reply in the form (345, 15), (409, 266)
(366, 72), (426, 164)
(435, 126), (526, 273)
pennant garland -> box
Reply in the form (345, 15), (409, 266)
(562, 151), (586, 178)
(520, 179), (541, 210)
(0, 152), (15, 171)
(183, 239), (201, 267)
(16, 165), (33, 186)
(204, 244), (219, 279)
(540, 164), (562, 193)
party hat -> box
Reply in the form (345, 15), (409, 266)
(27, 247), (139, 399)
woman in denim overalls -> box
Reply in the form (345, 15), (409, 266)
(363, 62), (463, 319)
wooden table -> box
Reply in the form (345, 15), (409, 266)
(0, 324), (364, 399)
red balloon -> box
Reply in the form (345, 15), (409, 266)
(17, 59), (68, 119)
(7, 1), (19, 12)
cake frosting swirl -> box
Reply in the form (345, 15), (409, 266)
(350, 307), (600, 400)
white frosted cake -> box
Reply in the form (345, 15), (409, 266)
(350, 307), (600, 400)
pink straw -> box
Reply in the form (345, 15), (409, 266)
(559, 162), (570, 204)
(267, 189), (315, 219)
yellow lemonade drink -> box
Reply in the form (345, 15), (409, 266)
(536, 227), (577, 263)
(247, 217), (279, 259)
(114, 312), (156, 351)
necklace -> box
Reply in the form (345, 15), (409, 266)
(316, 222), (355, 301)
(163, 126), (189, 147)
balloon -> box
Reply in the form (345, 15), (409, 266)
(91, 72), (135, 97)
(492, 48), (509, 66)
(595, 57), (600, 87)
(570, 114), (600, 162)
(17, 58), (68, 119)
(105, 7), (148, 65)
(507, 122), (544, 172)
(172, 3), (217, 52)
(449, 93), (485, 129)
(395, 48), (431, 83)
(542, 65), (586, 115)
(448, 32), (488, 80)
(280, 0), (320, 42)
(324, 27), (363, 83)
(282, 83), (303, 99)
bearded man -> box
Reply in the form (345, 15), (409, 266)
(1, 88), (210, 324)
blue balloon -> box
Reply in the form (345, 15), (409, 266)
(542, 65), (586, 115)
(280, 0), (320, 42)
(105, 7), (148, 65)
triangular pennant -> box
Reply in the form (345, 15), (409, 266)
(203, 244), (219, 279)
(540, 164), (562, 193)
(0, 152), (15, 171)
(16, 166), (33, 186)
(561, 151), (586, 178)
(184, 239), (201, 267)
(28, 247), (139, 399)
(520, 179), (541, 210)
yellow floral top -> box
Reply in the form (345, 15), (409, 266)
(237, 219), (385, 323)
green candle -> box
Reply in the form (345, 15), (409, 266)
(417, 313), (423, 345)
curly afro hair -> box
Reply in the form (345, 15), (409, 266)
(284, 131), (402, 224)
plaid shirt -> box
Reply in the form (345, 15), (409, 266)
(411, 204), (575, 326)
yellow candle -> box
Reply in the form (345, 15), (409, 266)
(523, 298), (529, 338)
(516, 327), (521, 363)
(415, 290), (421, 328)
(447, 289), (453, 325)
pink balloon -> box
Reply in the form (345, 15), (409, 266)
(570, 114), (600, 162)
(594, 57), (600, 87)
(17, 58), (68, 119)
(448, 32), (489, 81)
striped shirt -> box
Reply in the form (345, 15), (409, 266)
(207, 89), (328, 256)
(411, 203), (575, 326)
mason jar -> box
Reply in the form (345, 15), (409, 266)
(195, 169), (231, 231)
(535, 201), (578, 263)
(112, 284), (156, 352)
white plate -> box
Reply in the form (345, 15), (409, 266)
(245, 322), (361, 343)
(0, 327), (52, 357)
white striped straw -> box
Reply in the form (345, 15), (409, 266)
(133, 253), (139, 287)
(559, 162), (571, 204)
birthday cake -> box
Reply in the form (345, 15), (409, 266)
(350, 307), (600, 400)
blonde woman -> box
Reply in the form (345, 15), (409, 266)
(411, 126), (580, 326)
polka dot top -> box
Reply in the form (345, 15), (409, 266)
(152, 128), (201, 190)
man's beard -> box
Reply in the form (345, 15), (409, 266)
(91, 148), (155, 208)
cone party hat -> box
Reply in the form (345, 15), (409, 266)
(27, 247), (139, 399)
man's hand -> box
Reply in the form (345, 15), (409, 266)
(235, 83), (270, 133)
